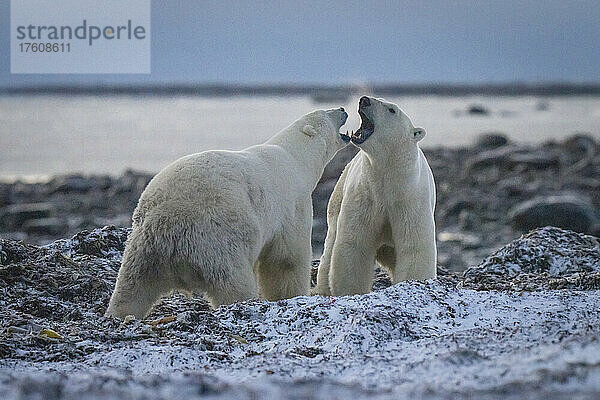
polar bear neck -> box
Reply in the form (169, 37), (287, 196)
(266, 128), (331, 190)
(361, 146), (423, 185)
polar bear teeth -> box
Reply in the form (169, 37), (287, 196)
(344, 130), (355, 137)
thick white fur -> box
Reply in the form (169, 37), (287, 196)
(106, 108), (348, 318)
(314, 97), (436, 296)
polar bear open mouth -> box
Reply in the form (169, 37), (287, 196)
(350, 110), (375, 144)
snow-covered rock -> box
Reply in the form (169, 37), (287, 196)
(463, 226), (600, 290)
(1, 226), (600, 399)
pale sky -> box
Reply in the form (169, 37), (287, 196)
(2, 0), (600, 86)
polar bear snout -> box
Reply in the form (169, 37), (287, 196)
(352, 99), (375, 145)
(326, 107), (348, 127)
(339, 107), (348, 125)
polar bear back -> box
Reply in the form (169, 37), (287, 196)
(132, 149), (299, 241)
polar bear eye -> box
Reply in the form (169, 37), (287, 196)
(388, 108), (396, 114)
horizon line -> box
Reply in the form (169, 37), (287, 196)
(3, 82), (600, 96)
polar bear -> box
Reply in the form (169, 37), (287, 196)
(314, 96), (436, 296)
(106, 107), (349, 318)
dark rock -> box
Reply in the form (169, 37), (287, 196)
(508, 151), (560, 168)
(442, 198), (477, 219)
(372, 267), (392, 291)
(497, 176), (527, 197)
(48, 174), (112, 194)
(312, 179), (337, 216)
(21, 218), (67, 236)
(467, 105), (489, 115)
(458, 210), (482, 230)
(0, 184), (11, 207)
(109, 169), (153, 196)
(0, 203), (56, 230)
(467, 146), (560, 171)
(562, 133), (597, 157)
(53, 225), (131, 258)
(508, 195), (598, 234)
(474, 133), (509, 150)
(463, 226), (600, 291)
(466, 147), (512, 170)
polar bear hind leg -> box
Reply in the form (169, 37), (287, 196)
(256, 257), (310, 301)
(107, 207), (262, 317)
(106, 230), (169, 319)
(256, 230), (312, 300)
(204, 264), (259, 307)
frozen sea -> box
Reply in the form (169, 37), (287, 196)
(1, 94), (600, 180)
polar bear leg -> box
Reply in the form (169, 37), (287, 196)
(106, 231), (168, 319)
(313, 168), (348, 296)
(257, 236), (311, 300)
(391, 232), (437, 282)
(329, 206), (380, 296)
(204, 264), (259, 307)
(257, 258), (311, 301)
(391, 250), (434, 282)
(330, 240), (377, 295)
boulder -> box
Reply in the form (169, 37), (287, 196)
(508, 195), (598, 234)
(474, 133), (509, 150)
(467, 146), (560, 171)
(467, 105), (489, 115)
(21, 217), (67, 236)
(562, 133), (597, 158)
(463, 226), (600, 290)
(0, 203), (56, 230)
(48, 174), (112, 194)
(0, 184), (11, 207)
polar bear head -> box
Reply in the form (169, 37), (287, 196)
(296, 107), (350, 160)
(349, 96), (425, 154)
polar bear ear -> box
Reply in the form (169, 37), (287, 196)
(412, 127), (426, 142)
(302, 124), (318, 137)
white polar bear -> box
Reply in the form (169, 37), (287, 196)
(314, 96), (436, 296)
(106, 107), (349, 318)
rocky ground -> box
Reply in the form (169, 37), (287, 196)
(0, 225), (599, 399)
(2, 133), (599, 273)
(1, 134), (600, 399)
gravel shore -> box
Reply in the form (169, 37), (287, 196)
(2, 133), (599, 272)
(1, 225), (599, 399)
(1, 133), (599, 399)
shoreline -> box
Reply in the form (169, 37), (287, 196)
(1, 133), (599, 273)
(4, 83), (600, 97)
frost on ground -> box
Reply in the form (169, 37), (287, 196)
(463, 226), (600, 291)
(1, 226), (600, 399)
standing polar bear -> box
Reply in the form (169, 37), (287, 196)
(106, 107), (349, 319)
(314, 97), (436, 296)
